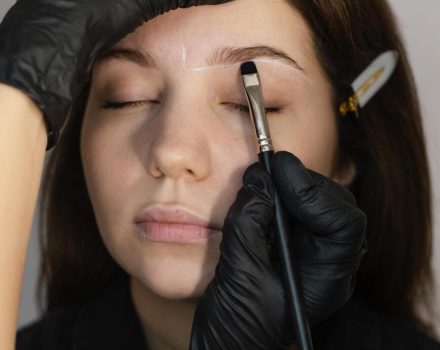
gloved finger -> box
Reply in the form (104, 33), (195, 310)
(299, 263), (359, 325)
(139, 0), (235, 21)
(271, 151), (367, 245)
(221, 162), (275, 269)
(273, 151), (357, 206)
(287, 220), (367, 262)
(306, 168), (357, 206)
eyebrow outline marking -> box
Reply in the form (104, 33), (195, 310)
(95, 45), (305, 74)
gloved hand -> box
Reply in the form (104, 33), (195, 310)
(0, 0), (232, 150)
(190, 151), (367, 349)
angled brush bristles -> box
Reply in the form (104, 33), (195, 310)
(240, 61), (258, 76)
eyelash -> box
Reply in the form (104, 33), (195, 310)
(225, 103), (281, 115)
(101, 100), (157, 109)
(101, 100), (281, 114)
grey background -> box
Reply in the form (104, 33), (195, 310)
(1, 0), (439, 336)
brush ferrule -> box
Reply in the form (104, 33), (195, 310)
(241, 74), (274, 153)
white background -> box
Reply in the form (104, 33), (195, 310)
(1, 0), (439, 337)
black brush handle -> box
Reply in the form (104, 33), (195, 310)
(258, 150), (313, 350)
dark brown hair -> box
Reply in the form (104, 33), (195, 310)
(37, 0), (435, 335)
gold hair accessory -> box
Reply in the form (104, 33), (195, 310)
(339, 51), (399, 118)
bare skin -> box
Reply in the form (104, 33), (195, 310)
(0, 83), (47, 350)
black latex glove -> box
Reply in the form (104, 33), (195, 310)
(0, 0), (232, 150)
(190, 151), (367, 349)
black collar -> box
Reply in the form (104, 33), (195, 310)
(72, 272), (149, 350)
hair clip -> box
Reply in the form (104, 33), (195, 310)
(339, 50), (399, 118)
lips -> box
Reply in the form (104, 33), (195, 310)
(134, 205), (222, 243)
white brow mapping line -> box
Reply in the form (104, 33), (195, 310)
(180, 45), (294, 72)
(185, 58), (298, 71)
(186, 58), (311, 81)
(180, 47), (312, 84)
(181, 44), (187, 67)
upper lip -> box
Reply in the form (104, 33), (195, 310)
(134, 204), (217, 228)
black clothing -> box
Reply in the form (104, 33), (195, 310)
(16, 272), (440, 350)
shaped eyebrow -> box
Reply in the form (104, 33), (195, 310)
(96, 45), (305, 74)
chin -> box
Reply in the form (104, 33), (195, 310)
(131, 248), (219, 300)
(146, 278), (208, 300)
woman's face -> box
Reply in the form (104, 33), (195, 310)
(80, 0), (347, 299)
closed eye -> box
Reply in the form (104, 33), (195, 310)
(101, 100), (158, 110)
(225, 103), (281, 114)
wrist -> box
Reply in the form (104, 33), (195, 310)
(0, 83), (47, 148)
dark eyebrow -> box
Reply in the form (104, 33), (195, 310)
(95, 45), (305, 73)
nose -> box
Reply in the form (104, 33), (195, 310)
(147, 96), (212, 181)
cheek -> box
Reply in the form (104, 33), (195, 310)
(80, 109), (154, 282)
(80, 107), (140, 235)
(80, 98), (143, 182)
(269, 96), (338, 176)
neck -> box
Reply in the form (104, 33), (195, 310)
(130, 277), (199, 350)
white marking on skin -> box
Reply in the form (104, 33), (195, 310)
(179, 53), (313, 86)
(186, 58), (314, 85)
(182, 44), (187, 68)
(186, 59), (302, 72)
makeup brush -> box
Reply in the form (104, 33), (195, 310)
(240, 61), (313, 350)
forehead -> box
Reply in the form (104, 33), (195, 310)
(113, 0), (315, 71)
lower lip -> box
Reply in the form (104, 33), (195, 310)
(135, 222), (222, 243)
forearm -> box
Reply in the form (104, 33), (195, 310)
(0, 83), (47, 349)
